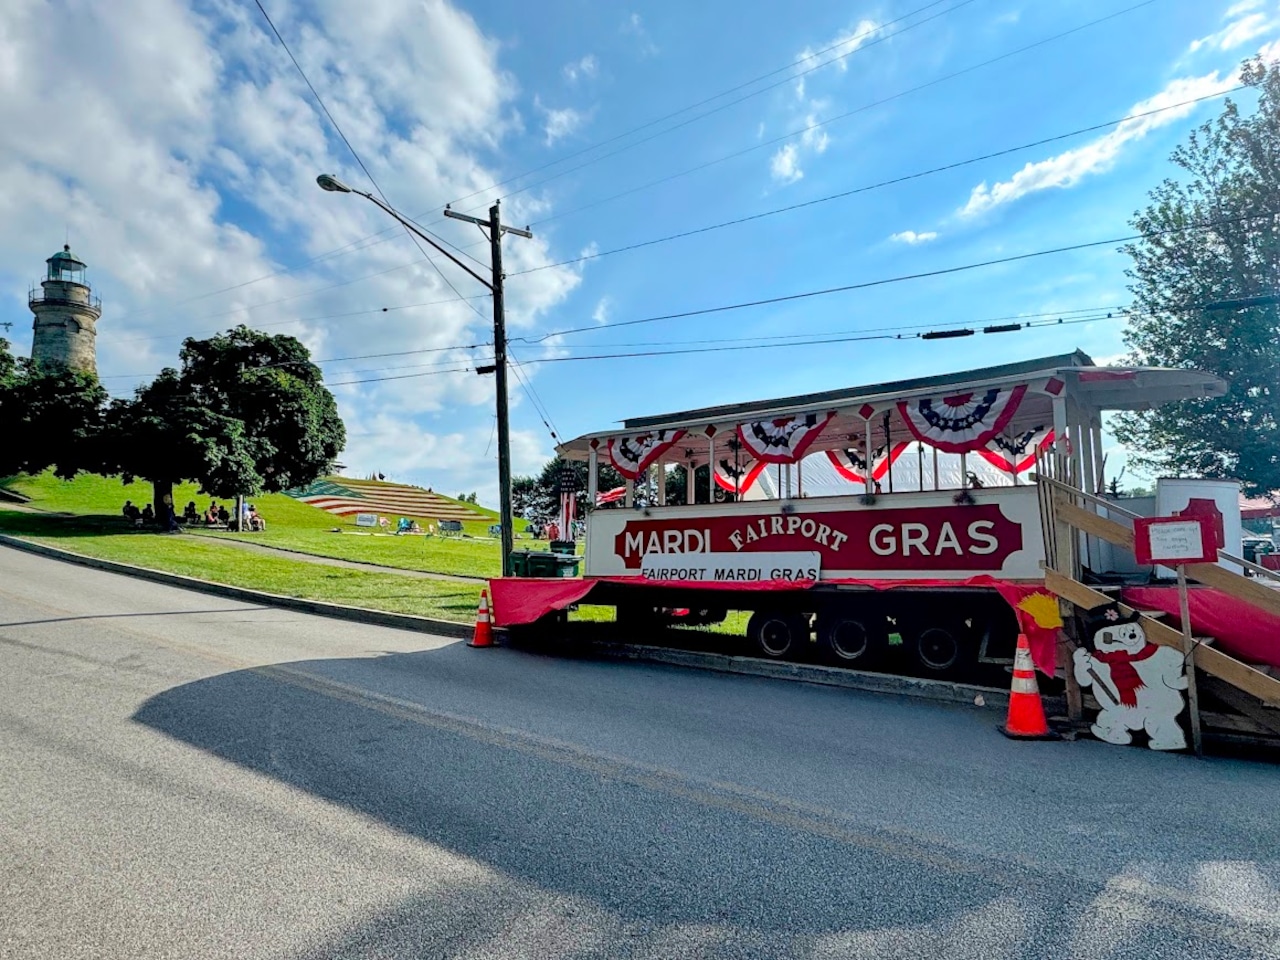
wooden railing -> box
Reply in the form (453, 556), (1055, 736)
(1035, 476), (1280, 711)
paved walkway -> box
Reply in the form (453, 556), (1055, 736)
(187, 532), (488, 583)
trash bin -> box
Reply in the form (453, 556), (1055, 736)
(509, 549), (580, 578)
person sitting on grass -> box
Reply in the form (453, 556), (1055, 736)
(205, 501), (219, 525)
(141, 503), (155, 525)
(182, 501), (200, 525)
(217, 504), (231, 525)
(122, 500), (141, 525)
(249, 505), (266, 532)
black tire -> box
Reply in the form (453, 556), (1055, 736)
(747, 610), (809, 660)
(818, 611), (883, 666)
(913, 624), (965, 673)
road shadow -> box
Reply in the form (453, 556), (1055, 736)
(130, 644), (1048, 956)
(129, 641), (1280, 958)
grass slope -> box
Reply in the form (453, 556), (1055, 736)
(0, 510), (482, 621)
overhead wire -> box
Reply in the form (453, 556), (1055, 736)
(515, 208), (1280, 344)
(251, 0), (490, 324)
(510, 85), (1244, 277)
(95, 0), (1164, 326)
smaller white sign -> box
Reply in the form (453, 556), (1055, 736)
(1146, 520), (1207, 562)
(640, 551), (820, 583)
(355, 512), (379, 528)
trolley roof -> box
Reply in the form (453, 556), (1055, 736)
(557, 350), (1227, 465)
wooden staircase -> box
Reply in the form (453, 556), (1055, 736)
(1039, 481), (1280, 750)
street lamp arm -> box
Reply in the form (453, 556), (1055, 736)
(350, 187), (493, 292)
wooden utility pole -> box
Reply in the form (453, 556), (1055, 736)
(445, 201), (532, 577)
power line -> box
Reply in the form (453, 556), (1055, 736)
(507, 349), (562, 443)
(94, 0), (1162, 320)
(252, 0), (489, 324)
(449, 0), (979, 211)
(516, 208), (1279, 344)
(510, 85), (1243, 277)
(99, 291), (491, 345)
(529, 0), (1170, 232)
(316, 314), (1109, 388)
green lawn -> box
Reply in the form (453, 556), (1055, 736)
(0, 509), (483, 622)
(0, 471), (566, 579)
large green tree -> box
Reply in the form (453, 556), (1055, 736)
(1115, 56), (1280, 498)
(105, 326), (345, 521)
(0, 341), (108, 481)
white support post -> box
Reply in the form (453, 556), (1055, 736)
(917, 442), (925, 492)
(686, 459), (696, 504)
(797, 458), (804, 498)
(960, 453), (968, 489)
(707, 434), (716, 503)
(656, 461), (666, 506)
(784, 463), (792, 498)
(1090, 419), (1105, 494)
(1080, 411), (1097, 499)
(1052, 395), (1069, 483)
(932, 446), (940, 491)
(587, 444), (599, 506)
(625, 479), (634, 508)
(864, 419), (874, 496)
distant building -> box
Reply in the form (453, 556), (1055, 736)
(29, 245), (101, 375)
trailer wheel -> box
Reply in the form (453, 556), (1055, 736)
(914, 624), (964, 673)
(818, 613), (881, 665)
(747, 611), (808, 660)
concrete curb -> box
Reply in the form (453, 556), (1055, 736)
(0, 534), (475, 640)
(593, 641), (1069, 714)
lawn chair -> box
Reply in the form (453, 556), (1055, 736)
(439, 520), (463, 537)
(488, 523), (502, 538)
(395, 517), (413, 535)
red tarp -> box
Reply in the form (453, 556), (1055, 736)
(1121, 586), (1280, 669)
(489, 574), (1063, 675)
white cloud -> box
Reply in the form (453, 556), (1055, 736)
(890, 230), (939, 245)
(563, 54), (598, 83)
(591, 297), (611, 324)
(0, 0), (583, 507)
(621, 13), (658, 57)
(1189, 0), (1276, 53)
(770, 143), (804, 184)
(535, 96), (588, 145)
(959, 68), (1243, 218)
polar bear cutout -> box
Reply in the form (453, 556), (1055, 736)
(1072, 604), (1189, 751)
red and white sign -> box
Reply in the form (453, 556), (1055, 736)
(585, 488), (1045, 580)
(1134, 516), (1217, 566)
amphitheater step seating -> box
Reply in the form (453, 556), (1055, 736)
(286, 477), (485, 523)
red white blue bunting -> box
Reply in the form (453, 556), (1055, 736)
(607, 429), (686, 480)
(736, 411), (835, 464)
(977, 427), (1054, 474)
(897, 385), (1027, 454)
(826, 441), (911, 483)
(714, 458), (767, 494)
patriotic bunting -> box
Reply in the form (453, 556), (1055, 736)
(713, 458), (767, 494)
(826, 441), (911, 483)
(897, 385), (1027, 454)
(977, 427), (1055, 474)
(607, 429), (686, 480)
(737, 411), (835, 464)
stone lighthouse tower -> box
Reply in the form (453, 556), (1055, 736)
(29, 245), (101, 376)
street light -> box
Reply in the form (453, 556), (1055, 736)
(317, 174), (531, 575)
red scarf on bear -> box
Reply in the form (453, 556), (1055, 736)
(1093, 642), (1159, 706)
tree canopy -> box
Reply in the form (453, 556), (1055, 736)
(0, 340), (108, 480)
(104, 326), (346, 510)
(1115, 56), (1280, 498)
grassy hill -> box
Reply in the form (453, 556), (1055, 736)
(0, 472), (564, 582)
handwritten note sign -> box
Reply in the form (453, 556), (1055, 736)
(1134, 516), (1216, 565)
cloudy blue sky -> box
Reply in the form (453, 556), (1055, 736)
(1, 0), (1276, 503)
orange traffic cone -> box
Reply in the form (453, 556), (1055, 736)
(999, 634), (1058, 740)
(469, 589), (494, 648)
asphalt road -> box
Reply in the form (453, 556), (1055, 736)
(3, 544), (1280, 959)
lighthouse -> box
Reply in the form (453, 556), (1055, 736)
(29, 245), (101, 376)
